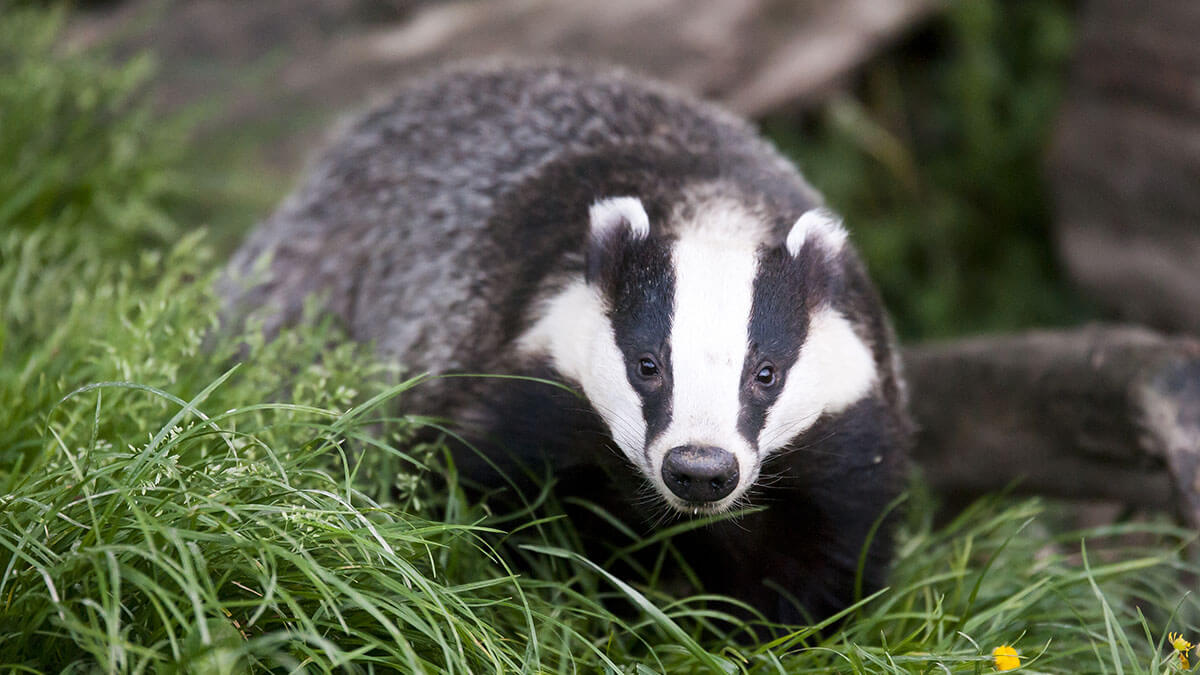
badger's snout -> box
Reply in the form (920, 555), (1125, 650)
(661, 445), (739, 502)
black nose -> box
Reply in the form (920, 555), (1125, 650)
(661, 445), (739, 502)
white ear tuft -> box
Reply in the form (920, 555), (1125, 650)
(785, 208), (848, 258)
(589, 196), (650, 240)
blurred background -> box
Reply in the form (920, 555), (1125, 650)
(9, 0), (1200, 342)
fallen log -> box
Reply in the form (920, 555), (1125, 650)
(337, 0), (938, 116)
(905, 325), (1200, 526)
(68, 0), (937, 173)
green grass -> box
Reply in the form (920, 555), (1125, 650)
(2, 4), (1199, 673)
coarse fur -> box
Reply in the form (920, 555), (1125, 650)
(225, 61), (913, 625)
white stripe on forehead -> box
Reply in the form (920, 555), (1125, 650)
(656, 230), (759, 449)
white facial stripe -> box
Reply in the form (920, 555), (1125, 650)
(672, 193), (773, 242)
(650, 232), (760, 496)
(758, 307), (878, 454)
(517, 280), (648, 466)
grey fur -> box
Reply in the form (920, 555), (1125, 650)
(225, 60), (821, 377)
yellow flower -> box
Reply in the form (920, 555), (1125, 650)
(992, 645), (1020, 671)
(1169, 632), (1193, 669)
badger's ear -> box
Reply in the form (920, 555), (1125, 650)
(586, 196), (649, 286)
(785, 207), (848, 259)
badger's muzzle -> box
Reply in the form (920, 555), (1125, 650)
(661, 445), (739, 502)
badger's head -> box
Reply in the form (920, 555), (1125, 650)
(520, 195), (880, 515)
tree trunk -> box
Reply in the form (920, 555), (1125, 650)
(1049, 0), (1200, 334)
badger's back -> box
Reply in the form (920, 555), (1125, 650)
(226, 62), (821, 376)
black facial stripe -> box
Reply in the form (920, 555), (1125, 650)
(605, 236), (676, 450)
(738, 242), (842, 446)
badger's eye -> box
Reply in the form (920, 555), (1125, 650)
(754, 364), (777, 387)
(637, 357), (660, 378)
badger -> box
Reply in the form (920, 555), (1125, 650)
(225, 62), (912, 624)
